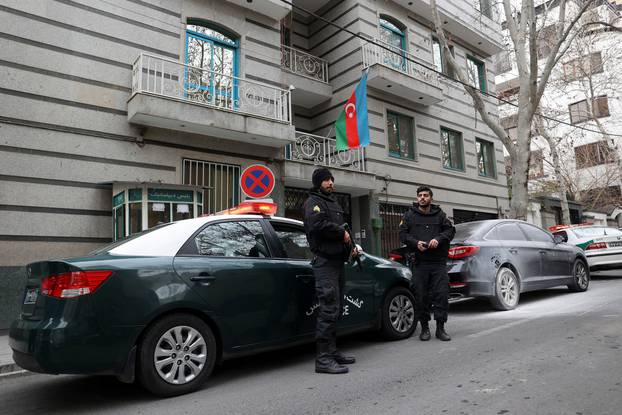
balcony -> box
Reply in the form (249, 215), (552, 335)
(280, 45), (332, 108)
(391, 0), (503, 56)
(128, 53), (295, 148)
(224, 0), (290, 20)
(283, 132), (375, 195)
(362, 39), (443, 106)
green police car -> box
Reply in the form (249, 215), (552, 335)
(10, 201), (415, 397)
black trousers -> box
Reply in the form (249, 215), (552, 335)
(412, 262), (449, 323)
(312, 256), (345, 347)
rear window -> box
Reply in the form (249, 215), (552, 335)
(453, 222), (484, 241)
(572, 227), (622, 238)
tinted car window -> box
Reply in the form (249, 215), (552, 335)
(495, 222), (527, 241)
(194, 220), (269, 257)
(270, 221), (313, 260)
(553, 230), (568, 242)
(519, 223), (553, 243)
(454, 222), (484, 241)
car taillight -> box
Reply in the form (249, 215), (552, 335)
(389, 253), (403, 261)
(586, 242), (607, 250)
(448, 246), (480, 259)
(41, 270), (113, 298)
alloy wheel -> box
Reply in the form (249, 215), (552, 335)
(575, 261), (589, 290)
(389, 294), (415, 333)
(498, 269), (519, 307)
(153, 325), (207, 385)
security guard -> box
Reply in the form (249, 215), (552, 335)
(303, 167), (356, 374)
(399, 185), (455, 341)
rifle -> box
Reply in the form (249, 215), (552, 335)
(343, 224), (363, 270)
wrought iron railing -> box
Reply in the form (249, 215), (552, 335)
(361, 38), (440, 89)
(131, 53), (292, 123)
(285, 131), (365, 172)
(280, 45), (329, 83)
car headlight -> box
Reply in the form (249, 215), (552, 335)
(398, 266), (412, 280)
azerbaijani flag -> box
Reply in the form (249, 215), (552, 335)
(335, 71), (369, 151)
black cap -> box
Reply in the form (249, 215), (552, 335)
(312, 167), (334, 188)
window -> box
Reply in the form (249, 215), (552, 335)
(194, 220), (268, 257)
(563, 52), (603, 81)
(553, 230), (568, 243)
(271, 222), (313, 260)
(569, 96), (610, 124)
(183, 159), (239, 215)
(495, 222), (527, 241)
(379, 17), (406, 72)
(537, 25), (557, 59)
(518, 223), (553, 243)
(113, 191), (125, 241)
(466, 56), (487, 92)
(574, 141), (615, 168)
(476, 0), (494, 19)
(147, 188), (195, 228)
(387, 111), (415, 160)
(440, 128), (464, 171)
(185, 21), (238, 106)
(529, 149), (544, 179)
(432, 38), (454, 77)
(476, 138), (496, 178)
(128, 188), (142, 235)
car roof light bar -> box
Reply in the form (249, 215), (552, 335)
(216, 199), (278, 216)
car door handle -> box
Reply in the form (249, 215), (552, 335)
(296, 274), (314, 283)
(190, 274), (216, 285)
(539, 250), (547, 254)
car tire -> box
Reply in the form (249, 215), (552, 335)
(490, 266), (520, 311)
(137, 313), (217, 397)
(380, 286), (416, 340)
(568, 259), (590, 292)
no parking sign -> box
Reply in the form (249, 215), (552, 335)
(240, 164), (275, 199)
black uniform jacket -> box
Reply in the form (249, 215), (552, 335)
(399, 204), (456, 264)
(303, 189), (349, 260)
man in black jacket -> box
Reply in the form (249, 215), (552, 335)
(399, 186), (456, 341)
(303, 167), (356, 374)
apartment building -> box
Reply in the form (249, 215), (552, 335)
(496, 0), (622, 227)
(0, 0), (507, 328)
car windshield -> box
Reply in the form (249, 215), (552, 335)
(89, 222), (174, 255)
(453, 221), (484, 241)
(572, 227), (622, 238)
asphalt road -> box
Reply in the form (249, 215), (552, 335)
(1, 277), (621, 415)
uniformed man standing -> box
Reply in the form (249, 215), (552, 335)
(303, 167), (356, 374)
(399, 185), (456, 341)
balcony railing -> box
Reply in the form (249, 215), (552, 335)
(281, 45), (329, 83)
(285, 131), (365, 172)
(361, 39), (440, 89)
(132, 53), (292, 124)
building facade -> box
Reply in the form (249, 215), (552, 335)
(496, 0), (622, 227)
(0, 0), (507, 328)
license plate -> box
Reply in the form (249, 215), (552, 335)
(23, 288), (38, 305)
(608, 241), (622, 248)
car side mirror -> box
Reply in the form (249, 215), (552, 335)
(553, 235), (564, 244)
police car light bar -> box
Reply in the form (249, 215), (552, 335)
(217, 199), (277, 216)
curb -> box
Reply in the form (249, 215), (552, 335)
(0, 362), (32, 381)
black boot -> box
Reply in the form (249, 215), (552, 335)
(419, 321), (431, 341)
(329, 340), (355, 364)
(435, 321), (451, 341)
(316, 342), (348, 374)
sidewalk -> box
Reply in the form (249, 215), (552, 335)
(0, 330), (27, 379)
